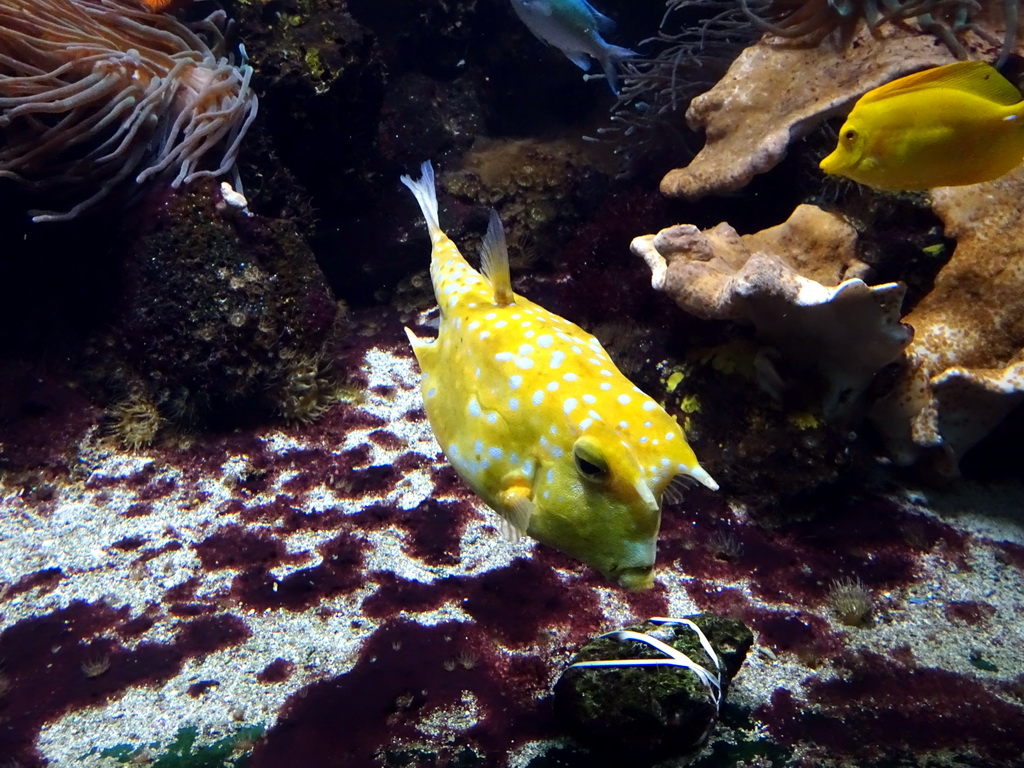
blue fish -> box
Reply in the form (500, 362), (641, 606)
(509, 0), (637, 94)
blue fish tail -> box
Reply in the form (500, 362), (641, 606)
(598, 43), (638, 95)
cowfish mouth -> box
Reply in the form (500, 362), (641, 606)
(615, 565), (655, 591)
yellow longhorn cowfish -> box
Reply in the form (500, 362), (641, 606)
(399, 161), (717, 590)
(820, 61), (1024, 191)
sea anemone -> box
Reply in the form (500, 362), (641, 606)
(743, 0), (1012, 61)
(604, 0), (767, 173)
(0, 0), (258, 221)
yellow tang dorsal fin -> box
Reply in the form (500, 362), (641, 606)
(480, 209), (515, 307)
(861, 61), (1023, 107)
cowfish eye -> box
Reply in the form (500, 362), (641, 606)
(843, 128), (858, 144)
(573, 437), (609, 481)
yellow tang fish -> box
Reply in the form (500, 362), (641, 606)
(399, 161), (717, 590)
(820, 61), (1024, 190)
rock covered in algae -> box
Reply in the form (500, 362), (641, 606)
(870, 165), (1024, 473)
(99, 181), (342, 429)
(632, 204), (911, 418)
(554, 615), (752, 760)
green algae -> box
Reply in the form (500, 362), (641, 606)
(84, 725), (264, 767)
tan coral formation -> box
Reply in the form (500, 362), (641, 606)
(659, 24), (1001, 200)
(632, 205), (911, 417)
(870, 166), (1024, 473)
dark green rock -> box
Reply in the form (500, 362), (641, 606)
(554, 615), (753, 762)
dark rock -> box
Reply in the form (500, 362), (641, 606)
(554, 615), (753, 762)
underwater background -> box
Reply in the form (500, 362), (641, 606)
(1, 0), (1023, 766)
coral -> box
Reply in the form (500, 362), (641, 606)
(0, 0), (257, 221)
(659, 27), (967, 200)
(870, 166), (1024, 473)
(632, 204), (911, 418)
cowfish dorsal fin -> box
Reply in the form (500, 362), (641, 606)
(861, 61), (1022, 107)
(480, 209), (515, 307)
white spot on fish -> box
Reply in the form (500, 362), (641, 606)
(509, 397), (520, 411)
(469, 400), (481, 417)
(519, 344), (534, 355)
(600, 382), (611, 391)
(546, 381), (559, 392)
(550, 350), (566, 368)
(666, 432), (675, 441)
(582, 394), (596, 404)
(487, 412), (498, 424)
(644, 421), (653, 429)
(474, 439), (483, 454)
(523, 459), (534, 475)
(617, 394), (631, 405)
(469, 320), (481, 331)
(532, 390), (544, 406)
(551, 445), (564, 458)
(496, 352), (513, 362)
(496, 320), (507, 329)
(486, 312), (497, 320)
(642, 400), (657, 411)
(515, 357), (534, 370)
(428, 388), (437, 398)
(600, 370), (613, 377)
(547, 468), (555, 483)
(480, 331), (490, 340)
(579, 418), (593, 431)
(619, 420), (629, 429)
(563, 372), (578, 382)
(509, 374), (523, 389)
(572, 345), (582, 354)
(564, 397), (578, 414)
(490, 446), (504, 460)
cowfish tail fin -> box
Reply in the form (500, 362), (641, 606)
(480, 209), (515, 306)
(597, 43), (638, 95)
(400, 161), (441, 237)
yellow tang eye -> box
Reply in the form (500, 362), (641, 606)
(573, 436), (609, 481)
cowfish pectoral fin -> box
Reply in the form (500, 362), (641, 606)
(496, 485), (535, 542)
